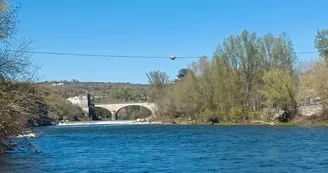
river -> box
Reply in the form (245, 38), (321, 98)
(1, 124), (328, 172)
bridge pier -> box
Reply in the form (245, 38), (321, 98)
(111, 111), (117, 121)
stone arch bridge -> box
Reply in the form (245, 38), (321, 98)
(82, 102), (157, 120)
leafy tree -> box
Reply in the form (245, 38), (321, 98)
(315, 29), (328, 62)
(177, 69), (190, 79)
(111, 87), (138, 102)
(153, 30), (299, 124)
(259, 33), (297, 71)
(213, 30), (260, 110)
(260, 69), (298, 122)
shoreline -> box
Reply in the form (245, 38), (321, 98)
(57, 120), (170, 126)
(56, 120), (328, 127)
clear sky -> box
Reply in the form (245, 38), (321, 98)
(14, 0), (328, 84)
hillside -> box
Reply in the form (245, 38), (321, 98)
(37, 81), (150, 104)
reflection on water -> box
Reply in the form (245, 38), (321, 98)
(1, 125), (328, 172)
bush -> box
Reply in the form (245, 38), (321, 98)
(0, 82), (45, 153)
(198, 109), (220, 124)
(228, 106), (247, 123)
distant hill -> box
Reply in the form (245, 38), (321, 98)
(37, 81), (150, 104)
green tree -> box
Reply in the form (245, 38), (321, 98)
(154, 30), (299, 124)
(260, 69), (298, 122)
(177, 69), (190, 80)
(214, 30), (259, 111)
(259, 33), (297, 71)
(111, 87), (138, 102)
(315, 29), (328, 62)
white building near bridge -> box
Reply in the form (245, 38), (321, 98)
(51, 83), (65, 87)
(67, 95), (88, 107)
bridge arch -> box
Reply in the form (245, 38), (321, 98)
(95, 106), (112, 119)
(114, 105), (152, 120)
(94, 102), (157, 120)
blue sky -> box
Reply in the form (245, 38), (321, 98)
(15, 0), (328, 84)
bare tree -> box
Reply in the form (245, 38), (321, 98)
(0, 0), (42, 153)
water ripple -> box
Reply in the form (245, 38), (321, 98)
(1, 125), (328, 172)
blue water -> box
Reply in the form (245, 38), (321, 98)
(1, 125), (328, 172)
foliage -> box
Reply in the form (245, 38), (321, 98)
(37, 81), (149, 104)
(152, 30), (298, 123)
(300, 59), (328, 105)
(111, 87), (141, 102)
(0, 82), (46, 153)
(146, 70), (169, 88)
(37, 87), (86, 121)
(146, 70), (170, 101)
(0, 0), (42, 153)
(260, 69), (298, 120)
(315, 29), (328, 62)
(176, 69), (190, 80)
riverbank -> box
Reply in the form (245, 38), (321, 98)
(56, 118), (328, 127)
(58, 120), (171, 126)
(149, 115), (328, 126)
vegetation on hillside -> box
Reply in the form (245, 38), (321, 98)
(37, 87), (86, 121)
(37, 81), (149, 104)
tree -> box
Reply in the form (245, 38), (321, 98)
(0, 83), (47, 152)
(154, 30), (299, 124)
(0, 1), (42, 153)
(260, 69), (298, 122)
(214, 30), (259, 110)
(315, 29), (328, 62)
(300, 59), (328, 105)
(111, 87), (138, 102)
(146, 70), (169, 88)
(259, 33), (297, 71)
(176, 69), (190, 80)
(146, 70), (170, 101)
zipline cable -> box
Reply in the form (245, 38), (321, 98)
(2, 50), (320, 59)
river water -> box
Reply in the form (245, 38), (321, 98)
(1, 124), (328, 172)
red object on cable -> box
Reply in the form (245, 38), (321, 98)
(170, 56), (176, 60)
